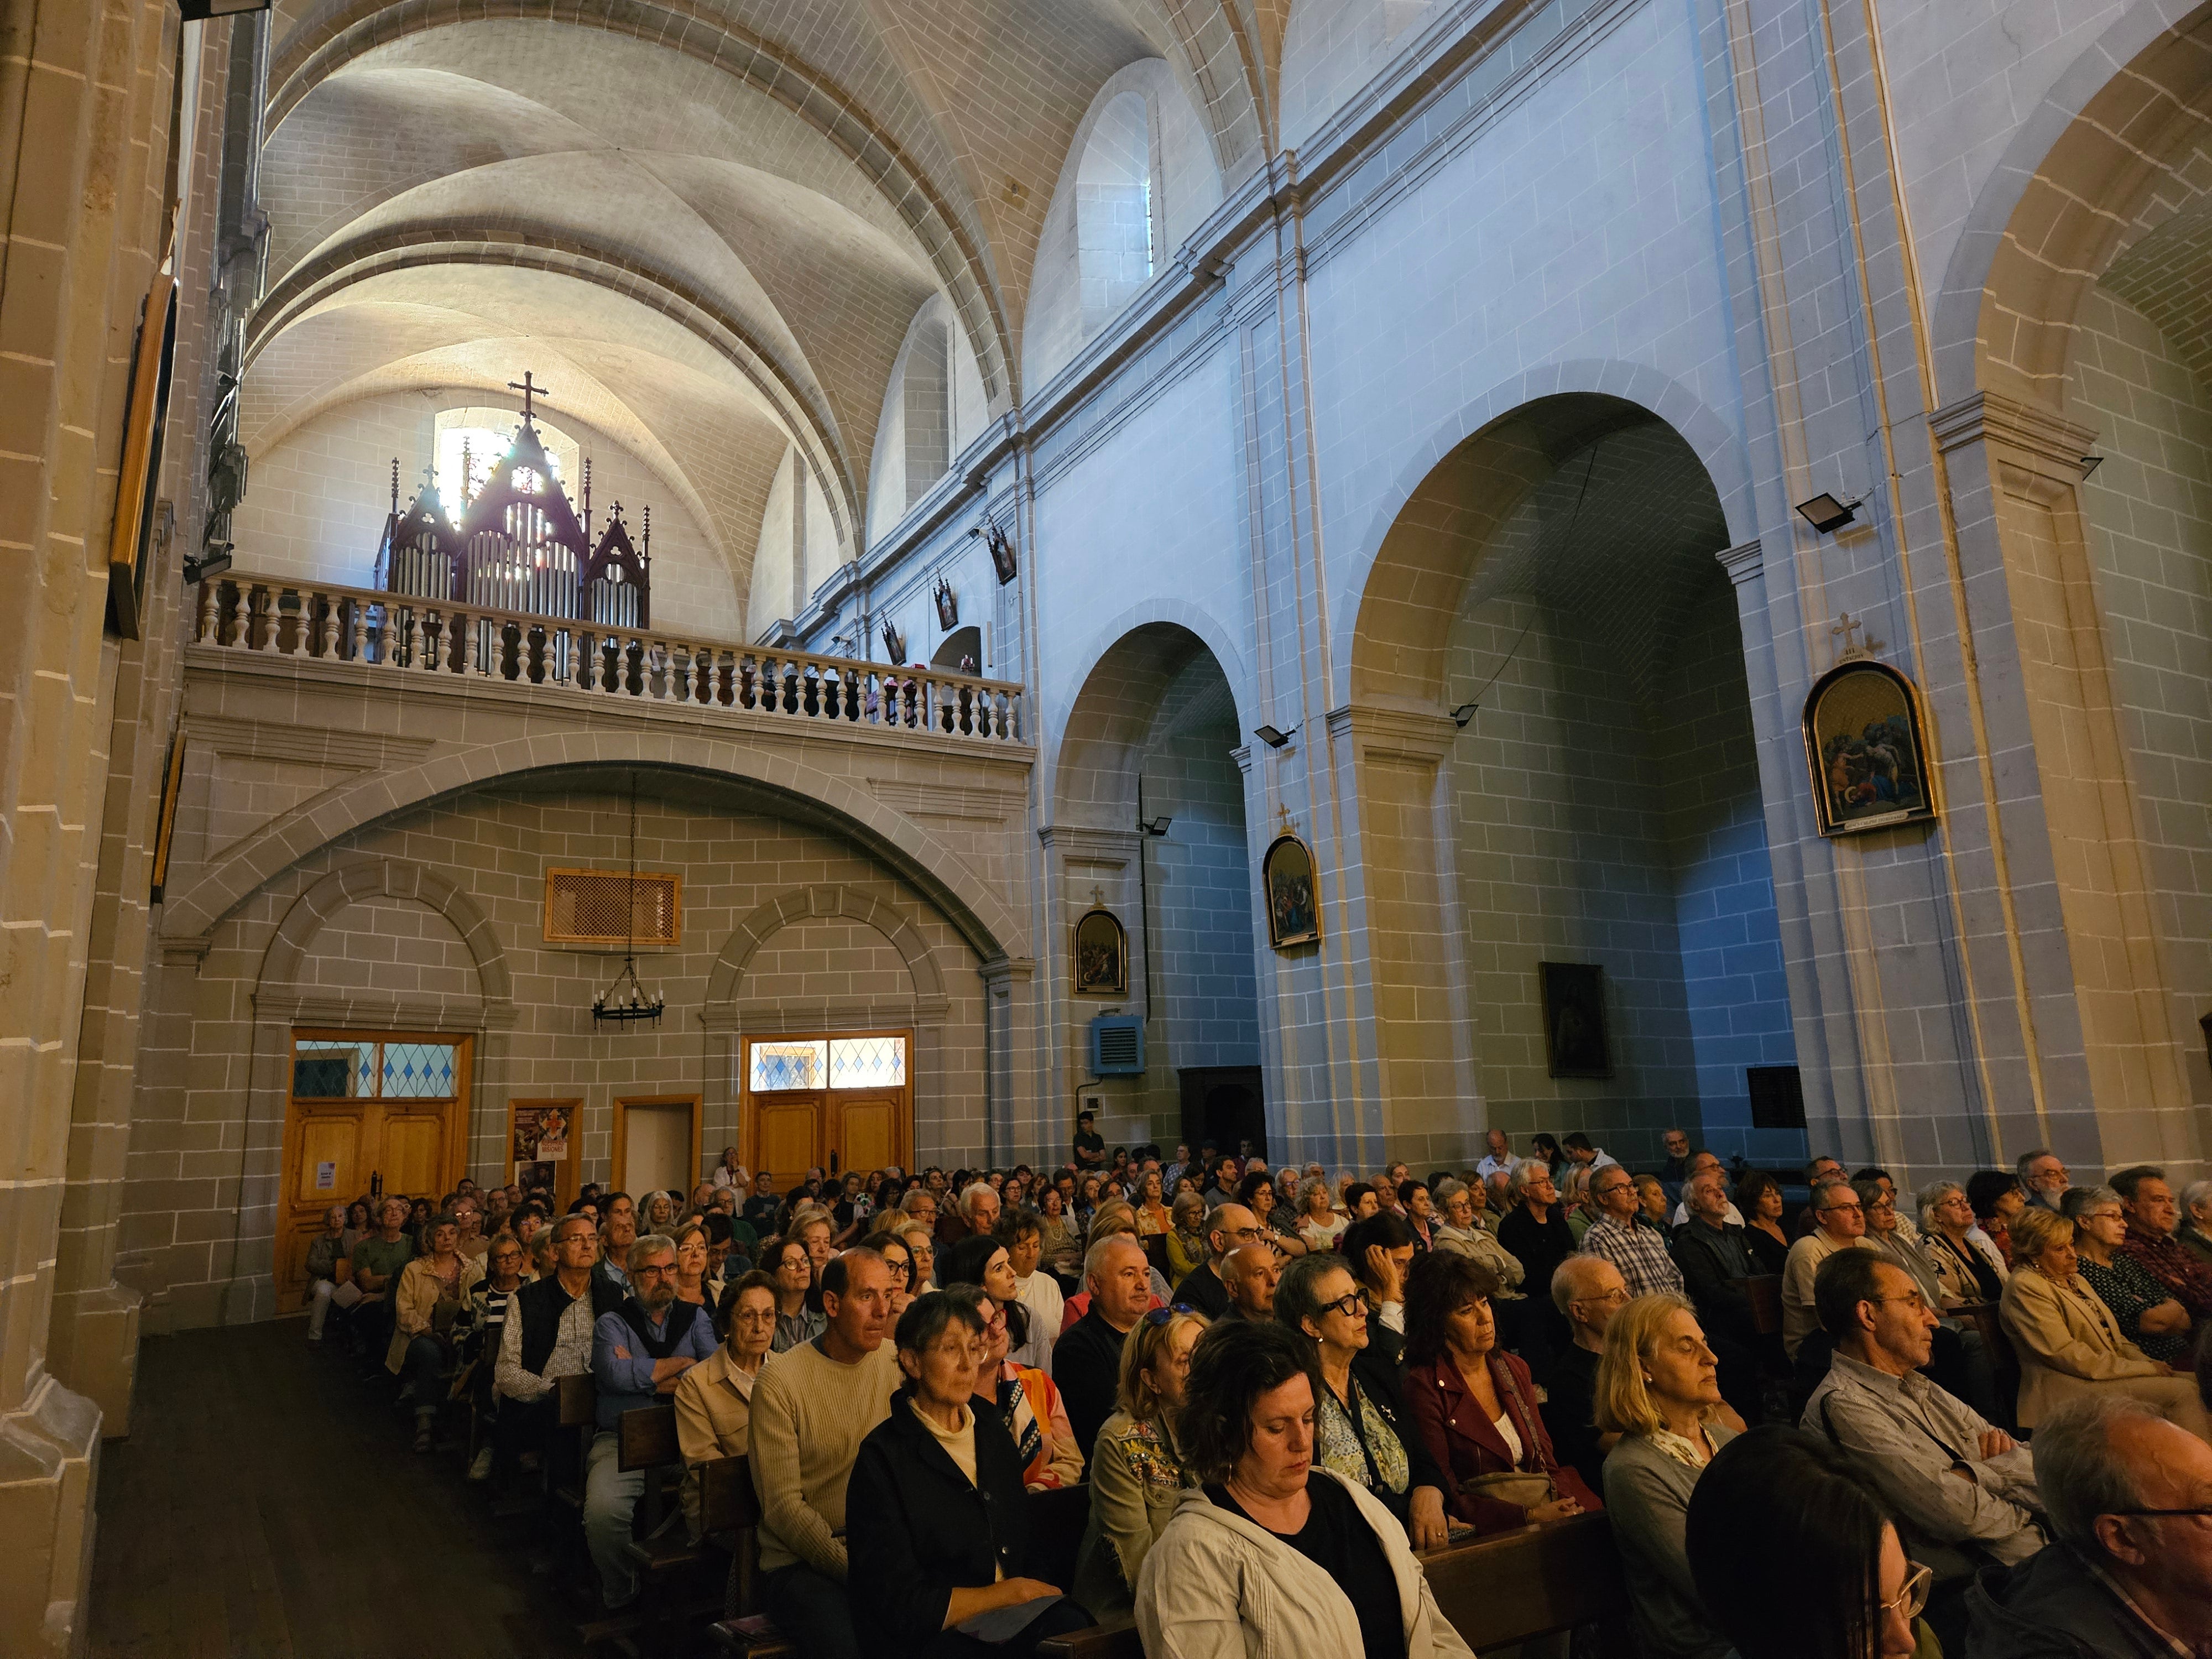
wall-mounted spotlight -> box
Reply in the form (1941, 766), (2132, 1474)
(1139, 815), (1172, 837)
(1794, 493), (1863, 534)
(1450, 703), (1479, 728)
(2078, 455), (2104, 480)
(1254, 724), (1296, 749)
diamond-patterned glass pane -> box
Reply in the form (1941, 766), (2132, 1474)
(293, 1040), (374, 1098)
(830, 1036), (906, 1089)
(381, 1041), (459, 1099)
(749, 1040), (827, 1092)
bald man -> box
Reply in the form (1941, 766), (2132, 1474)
(1218, 1243), (1281, 1322)
(1171, 1203), (1265, 1321)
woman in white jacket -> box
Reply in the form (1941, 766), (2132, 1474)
(1135, 1319), (1474, 1659)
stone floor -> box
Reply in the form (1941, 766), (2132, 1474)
(86, 1318), (591, 1658)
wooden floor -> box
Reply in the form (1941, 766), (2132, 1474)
(87, 1318), (591, 1659)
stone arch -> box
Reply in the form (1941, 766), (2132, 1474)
(246, 229), (855, 551)
(1332, 361), (1750, 711)
(159, 733), (1024, 967)
(1929, 0), (2212, 411)
(705, 884), (948, 1006)
(266, 0), (1014, 406)
(259, 856), (514, 1006)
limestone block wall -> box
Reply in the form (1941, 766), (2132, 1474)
(124, 781), (990, 1331)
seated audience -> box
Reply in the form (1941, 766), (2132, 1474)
(1134, 1319), (1476, 1659)
(497, 1213), (620, 1472)
(1997, 1205), (2209, 1442)
(1684, 1426), (1925, 1659)
(1432, 1180), (1526, 1287)
(1918, 1179), (2007, 1305)
(1583, 1164), (1686, 1297)
(1636, 1174), (1674, 1235)
(759, 1235), (828, 1353)
(673, 1267), (776, 1540)
(749, 1248), (902, 1659)
(1782, 1177), (1878, 1362)
(1804, 1250), (2044, 1650)
(1339, 1212), (1417, 1368)
(2018, 1149), (2070, 1214)
(1497, 1159), (1577, 1363)
(1296, 1177), (1349, 1251)
(302, 1204), (348, 1344)
(387, 1211), (485, 1452)
(1165, 1191), (1208, 1282)
(585, 1233), (716, 1610)
(1670, 1167), (1766, 1418)
(1276, 1251), (1449, 1548)
(1172, 1203), (1263, 1320)
(711, 1146), (748, 1193)
(1341, 1180), (1381, 1224)
(1963, 1395), (2212, 1658)
(1036, 1188), (1082, 1279)
(999, 1207), (1063, 1373)
(349, 1195), (417, 1364)
(1542, 1253), (1628, 1495)
(461, 1229), (530, 1481)
(943, 1284), (1083, 1490)
(1669, 1154), (1746, 1228)
(2177, 1178), (2212, 1266)
(843, 1291), (1094, 1657)
(1059, 1203), (1171, 1332)
(1398, 1180), (1439, 1253)
(943, 1180), (1002, 1250)
(2063, 1186), (2194, 1365)
(593, 1191), (638, 1294)
(865, 1230), (916, 1326)
(1241, 1171), (1308, 1256)
(1859, 1180), (1950, 1310)
(1597, 1294), (1738, 1659)
(1965, 1170), (2027, 1266)
(1220, 1243), (1281, 1322)
(1074, 1307), (1206, 1618)
(671, 1219), (713, 1312)
(1732, 1169), (1791, 1275)
(1864, 1176), (1999, 1417)
(942, 1232), (1022, 1311)
(1563, 1164), (1599, 1244)
(898, 1221), (940, 1294)
(2110, 1164), (2212, 1329)
(1057, 1235), (1159, 1460)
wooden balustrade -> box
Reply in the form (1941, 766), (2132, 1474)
(194, 573), (1025, 744)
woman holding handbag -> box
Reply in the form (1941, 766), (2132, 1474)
(1401, 1250), (1595, 1536)
(1594, 1293), (1738, 1659)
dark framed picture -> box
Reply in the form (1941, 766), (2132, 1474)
(1261, 831), (1319, 949)
(1538, 961), (1611, 1079)
(985, 520), (1017, 585)
(106, 265), (178, 639)
(1073, 902), (1128, 997)
(1801, 659), (1934, 836)
(933, 575), (958, 630)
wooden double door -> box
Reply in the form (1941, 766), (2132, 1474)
(744, 1030), (912, 1182)
(277, 1030), (469, 1307)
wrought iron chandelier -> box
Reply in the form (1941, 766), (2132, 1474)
(592, 773), (664, 1030)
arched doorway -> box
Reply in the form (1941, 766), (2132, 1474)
(1349, 393), (1799, 1167)
(1052, 624), (1260, 1149)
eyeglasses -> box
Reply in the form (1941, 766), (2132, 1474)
(1572, 1286), (1630, 1306)
(1884, 1562), (1933, 1624)
(1142, 1303), (1199, 1327)
(1319, 1289), (1370, 1319)
(1819, 1199), (1864, 1214)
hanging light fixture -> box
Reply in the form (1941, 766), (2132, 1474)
(592, 772), (665, 1030)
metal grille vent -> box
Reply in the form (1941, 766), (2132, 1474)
(1089, 1014), (1145, 1077)
(544, 868), (681, 946)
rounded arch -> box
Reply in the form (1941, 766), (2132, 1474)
(160, 734), (1022, 966)
(1050, 619), (1248, 831)
(259, 855), (514, 1005)
(1931, 0), (2212, 410)
(705, 883), (948, 1005)
(266, 0), (1015, 407)
(1344, 383), (1738, 710)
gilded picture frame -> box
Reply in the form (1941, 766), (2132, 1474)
(1261, 831), (1319, 950)
(1072, 902), (1128, 997)
(1801, 659), (1936, 837)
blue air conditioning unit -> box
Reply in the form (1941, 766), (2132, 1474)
(1089, 1014), (1145, 1077)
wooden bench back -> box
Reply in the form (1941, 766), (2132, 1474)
(1745, 1274), (1783, 1335)
(557, 1371), (598, 1427)
(1026, 1483), (1089, 1590)
(699, 1454), (765, 1619)
(618, 1403), (681, 1473)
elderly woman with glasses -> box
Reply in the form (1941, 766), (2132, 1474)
(1273, 1251), (1450, 1550)
(1917, 1180), (2007, 1306)
(1401, 1249), (1594, 1538)
(2063, 1186), (2195, 1365)
(1074, 1306), (1208, 1618)
(944, 1281), (1085, 1491)
(1999, 1205), (2210, 1442)
(1136, 1320), (1475, 1659)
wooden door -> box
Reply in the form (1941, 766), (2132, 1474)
(743, 1031), (911, 1185)
(277, 1030), (469, 1310)
(613, 1093), (701, 1197)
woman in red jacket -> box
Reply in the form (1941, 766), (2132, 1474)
(1402, 1250), (1601, 1533)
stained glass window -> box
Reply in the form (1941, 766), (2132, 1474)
(293, 1040), (374, 1098)
(750, 1040), (828, 1092)
(830, 1036), (906, 1088)
(382, 1042), (459, 1099)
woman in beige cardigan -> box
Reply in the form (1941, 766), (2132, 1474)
(1998, 1206), (2209, 1442)
(385, 1213), (485, 1451)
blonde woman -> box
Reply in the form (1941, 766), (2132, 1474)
(1999, 1204), (2209, 1441)
(1594, 1293), (1736, 1659)
(1298, 1177), (1349, 1250)
(1165, 1191), (1209, 1284)
(1074, 1306), (1207, 1617)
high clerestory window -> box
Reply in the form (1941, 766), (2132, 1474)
(433, 405), (580, 505)
(1077, 92), (1156, 338)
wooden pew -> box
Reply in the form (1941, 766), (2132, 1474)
(1035, 1511), (1634, 1659)
(704, 1456), (797, 1658)
(1745, 1273), (1784, 1336)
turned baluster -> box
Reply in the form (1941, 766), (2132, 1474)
(462, 612), (480, 676)
(197, 581), (218, 643)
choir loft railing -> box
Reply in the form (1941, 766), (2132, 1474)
(192, 573), (1026, 745)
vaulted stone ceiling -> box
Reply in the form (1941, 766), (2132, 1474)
(248, 0), (1291, 597)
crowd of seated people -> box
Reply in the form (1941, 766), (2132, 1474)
(296, 1133), (2212, 1658)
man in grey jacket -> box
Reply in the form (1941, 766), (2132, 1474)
(1806, 1250), (2044, 1648)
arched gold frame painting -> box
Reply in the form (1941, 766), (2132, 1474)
(1072, 902), (1128, 998)
(1801, 659), (1936, 837)
(1262, 831), (1320, 949)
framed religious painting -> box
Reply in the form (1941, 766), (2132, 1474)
(1072, 900), (1128, 997)
(1801, 659), (1935, 836)
(1261, 830), (1319, 950)
(1538, 961), (1611, 1079)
